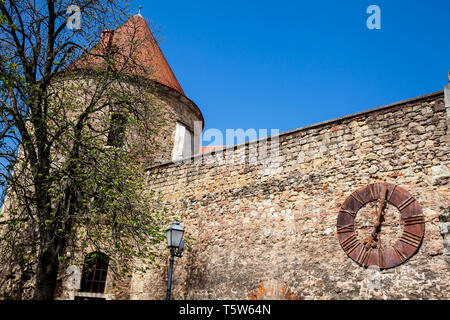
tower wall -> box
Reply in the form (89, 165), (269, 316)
(49, 73), (203, 165)
(0, 73), (203, 300)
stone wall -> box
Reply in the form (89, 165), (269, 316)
(131, 90), (450, 300)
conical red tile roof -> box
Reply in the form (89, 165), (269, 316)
(71, 14), (185, 96)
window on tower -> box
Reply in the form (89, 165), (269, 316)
(172, 121), (195, 161)
(107, 113), (127, 147)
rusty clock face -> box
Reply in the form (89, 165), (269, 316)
(336, 183), (425, 269)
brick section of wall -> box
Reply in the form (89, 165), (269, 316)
(133, 91), (450, 300)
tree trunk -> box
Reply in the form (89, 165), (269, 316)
(33, 240), (60, 300)
(32, 184), (74, 300)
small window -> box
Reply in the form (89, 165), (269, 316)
(172, 121), (194, 161)
(107, 113), (127, 146)
(79, 252), (109, 294)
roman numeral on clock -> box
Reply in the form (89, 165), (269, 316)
(368, 183), (377, 200)
(399, 230), (422, 248)
(377, 247), (385, 269)
(393, 246), (407, 263)
(341, 234), (359, 254)
(337, 224), (353, 233)
(339, 208), (357, 217)
(351, 191), (365, 205)
(398, 196), (414, 211)
(356, 246), (371, 265)
(403, 215), (425, 226)
(386, 184), (396, 201)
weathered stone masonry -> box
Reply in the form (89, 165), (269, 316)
(131, 90), (450, 300)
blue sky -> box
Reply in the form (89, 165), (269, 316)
(137, 0), (449, 146)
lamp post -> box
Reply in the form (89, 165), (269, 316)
(165, 221), (185, 300)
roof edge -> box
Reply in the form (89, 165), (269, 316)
(51, 68), (204, 130)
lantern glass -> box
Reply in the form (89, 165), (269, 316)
(166, 222), (184, 249)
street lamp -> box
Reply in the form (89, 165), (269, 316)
(165, 221), (185, 300)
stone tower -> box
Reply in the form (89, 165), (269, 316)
(0, 13), (205, 300)
(70, 14), (204, 163)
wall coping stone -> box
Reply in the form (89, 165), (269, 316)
(146, 89), (445, 171)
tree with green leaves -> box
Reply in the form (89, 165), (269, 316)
(0, 0), (170, 300)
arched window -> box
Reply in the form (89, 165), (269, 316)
(79, 252), (109, 293)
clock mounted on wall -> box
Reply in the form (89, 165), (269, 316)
(336, 182), (425, 269)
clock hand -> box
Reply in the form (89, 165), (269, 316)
(364, 186), (388, 249)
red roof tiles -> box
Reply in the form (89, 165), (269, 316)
(71, 15), (185, 96)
